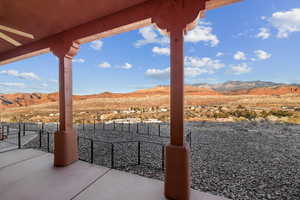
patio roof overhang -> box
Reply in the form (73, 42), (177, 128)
(1, 1), (242, 199)
(0, 0), (240, 65)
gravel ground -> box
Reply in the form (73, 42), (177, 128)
(17, 121), (300, 200)
(189, 121), (300, 200)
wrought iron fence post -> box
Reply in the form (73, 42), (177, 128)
(111, 143), (114, 168)
(147, 124), (150, 135)
(23, 123), (25, 136)
(82, 120), (85, 131)
(113, 121), (115, 130)
(138, 141), (141, 165)
(158, 124), (161, 137)
(39, 130), (42, 148)
(18, 128), (21, 149)
(103, 122), (105, 130)
(47, 132), (50, 152)
(189, 130), (192, 148)
(93, 120), (96, 132)
(136, 123), (139, 134)
(18, 123), (21, 136)
(90, 139), (94, 164)
(162, 145), (165, 171)
(77, 136), (80, 150)
(128, 122), (131, 132)
(5, 125), (9, 136)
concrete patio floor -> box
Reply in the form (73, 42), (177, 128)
(0, 149), (229, 200)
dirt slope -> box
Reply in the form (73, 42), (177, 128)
(227, 86), (300, 95)
(2, 85), (300, 110)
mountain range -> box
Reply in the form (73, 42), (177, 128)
(1, 81), (300, 109)
(192, 81), (296, 92)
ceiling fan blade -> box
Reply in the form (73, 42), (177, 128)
(0, 32), (22, 46)
(0, 25), (34, 39)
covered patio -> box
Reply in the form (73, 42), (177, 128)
(0, 0), (241, 199)
(0, 149), (228, 200)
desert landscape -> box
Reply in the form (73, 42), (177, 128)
(1, 81), (300, 199)
(1, 81), (300, 124)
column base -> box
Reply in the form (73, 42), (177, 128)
(164, 143), (190, 200)
(54, 129), (78, 166)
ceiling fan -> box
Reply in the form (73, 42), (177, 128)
(0, 25), (34, 46)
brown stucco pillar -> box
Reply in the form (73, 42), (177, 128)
(164, 28), (190, 200)
(51, 41), (79, 166)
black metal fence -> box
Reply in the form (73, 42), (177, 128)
(1, 122), (192, 171)
(76, 136), (165, 170)
(75, 120), (192, 140)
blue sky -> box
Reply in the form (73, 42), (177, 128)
(1, 0), (300, 94)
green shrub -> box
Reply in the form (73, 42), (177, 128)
(230, 109), (258, 120)
(260, 110), (269, 118)
(213, 112), (230, 119)
(269, 110), (293, 117)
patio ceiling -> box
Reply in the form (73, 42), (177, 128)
(0, 0), (240, 65)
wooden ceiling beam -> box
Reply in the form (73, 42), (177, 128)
(0, 32), (22, 46)
(0, 25), (34, 39)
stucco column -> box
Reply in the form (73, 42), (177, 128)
(51, 41), (79, 166)
(164, 28), (190, 200)
(170, 29), (184, 146)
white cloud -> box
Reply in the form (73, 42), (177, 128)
(152, 46), (170, 55)
(216, 52), (224, 57)
(254, 50), (271, 60)
(135, 21), (219, 47)
(41, 83), (48, 88)
(0, 70), (40, 80)
(0, 82), (25, 87)
(185, 67), (210, 77)
(145, 67), (209, 80)
(90, 40), (103, 50)
(134, 26), (169, 47)
(230, 63), (251, 75)
(97, 62), (132, 70)
(185, 22), (219, 46)
(120, 63), (132, 70)
(145, 56), (224, 80)
(135, 26), (157, 47)
(73, 58), (85, 63)
(145, 56), (225, 80)
(0, 80), (59, 93)
(269, 8), (300, 38)
(145, 67), (170, 80)
(98, 62), (111, 68)
(256, 28), (271, 39)
(0, 82), (26, 93)
(50, 79), (58, 83)
(184, 56), (225, 74)
(233, 51), (247, 60)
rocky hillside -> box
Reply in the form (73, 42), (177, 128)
(227, 85), (300, 95)
(194, 81), (285, 92)
(1, 81), (300, 109)
(133, 85), (220, 96)
(0, 93), (59, 109)
(0, 86), (220, 109)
